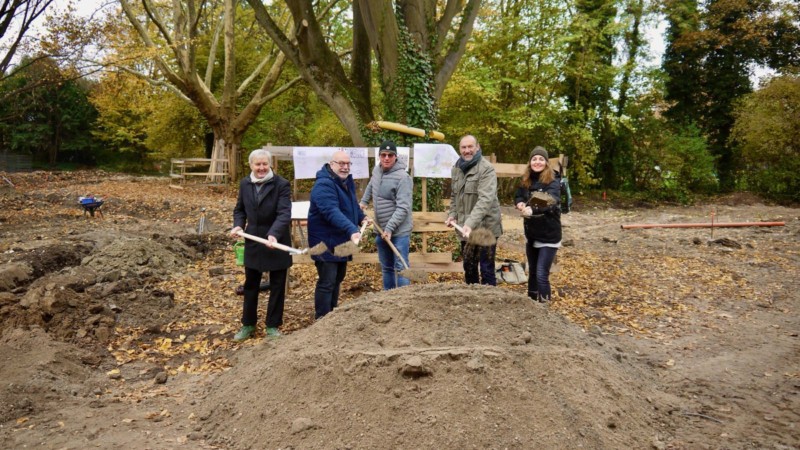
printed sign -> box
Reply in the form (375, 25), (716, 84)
(412, 143), (460, 178)
(293, 147), (369, 180)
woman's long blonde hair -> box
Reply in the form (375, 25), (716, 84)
(521, 155), (555, 188)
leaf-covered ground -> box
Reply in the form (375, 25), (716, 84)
(1, 171), (797, 449)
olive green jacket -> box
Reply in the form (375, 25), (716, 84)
(448, 158), (503, 240)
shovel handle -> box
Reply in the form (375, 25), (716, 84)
(354, 220), (369, 245)
(451, 222), (470, 238)
(236, 230), (306, 255)
(371, 219), (410, 270)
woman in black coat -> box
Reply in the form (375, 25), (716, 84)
(230, 149), (293, 340)
(514, 146), (562, 303)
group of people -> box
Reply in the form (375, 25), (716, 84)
(229, 136), (564, 341)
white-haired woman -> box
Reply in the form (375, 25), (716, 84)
(230, 149), (293, 340)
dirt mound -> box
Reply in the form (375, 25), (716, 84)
(0, 232), (201, 343)
(200, 285), (668, 448)
(0, 327), (102, 424)
(710, 191), (768, 206)
(82, 236), (190, 278)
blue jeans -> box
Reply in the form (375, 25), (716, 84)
(460, 241), (497, 286)
(525, 244), (558, 300)
(314, 261), (347, 319)
(375, 234), (411, 290)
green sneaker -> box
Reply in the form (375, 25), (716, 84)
(265, 327), (282, 338)
(233, 325), (256, 341)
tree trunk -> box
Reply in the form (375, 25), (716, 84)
(247, 0), (480, 147)
(119, 0), (295, 185)
(209, 128), (243, 182)
(617, 0), (644, 117)
(49, 119), (62, 166)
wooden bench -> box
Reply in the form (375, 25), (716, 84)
(170, 158), (229, 184)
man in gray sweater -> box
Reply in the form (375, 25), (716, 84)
(360, 140), (414, 290)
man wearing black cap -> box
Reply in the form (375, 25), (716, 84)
(360, 140), (413, 290)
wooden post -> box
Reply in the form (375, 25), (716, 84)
(421, 177), (428, 253)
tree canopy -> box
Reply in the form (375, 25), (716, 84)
(1, 0), (798, 203)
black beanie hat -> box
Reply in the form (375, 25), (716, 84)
(530, 146), (548, 160)
(379, 140), (397, 155)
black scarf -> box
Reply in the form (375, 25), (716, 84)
(457, 150), (482, 173)
(254, 176), (274, 203)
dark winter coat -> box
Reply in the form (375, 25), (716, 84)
(233, 174), (293, 272)
(308, 165), (366, 262)
(514, 174), (562, 244)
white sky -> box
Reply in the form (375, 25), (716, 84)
(2, 0), (110, 48)
(61, 0), (111, 19)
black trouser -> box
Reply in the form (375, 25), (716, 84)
(241, 267), (286, 328)
(460, 241), (497, 286)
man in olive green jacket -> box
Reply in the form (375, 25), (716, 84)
(445, 135), (503, 285)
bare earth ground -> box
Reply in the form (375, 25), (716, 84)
(0, 171), (797, 449)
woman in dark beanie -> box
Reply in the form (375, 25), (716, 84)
(514, 146), (562, 302)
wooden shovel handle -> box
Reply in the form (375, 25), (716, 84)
(354, 220), (369, 245)
(451, 222), (470, 238)
(236, 230), (305, 255)
(370, 219), (410, 270)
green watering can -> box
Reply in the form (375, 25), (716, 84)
(233, 241), (245, 266)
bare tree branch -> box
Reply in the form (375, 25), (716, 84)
(116, 65), (194, 104)
(260, 75), (302, 103)
(434, 0), (481, 99)
(119, 0), (187, 91)
(434, 0), (461, 55)
(140, 0), (173, 47)
(204, 15), (222, 87)
(0, 0), (56, 73)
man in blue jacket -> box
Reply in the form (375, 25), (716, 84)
(308, 150), (369, 319)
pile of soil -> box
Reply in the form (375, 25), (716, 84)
(200, 284), (673, 448)
(0, 327), (101, 424)
(0, 228), (215, 343)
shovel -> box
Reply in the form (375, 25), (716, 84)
(451, 222), (496, 247)
(236, 230), (326, 256)
(371, 219), (427, 283)
(333, 220), (370, 257)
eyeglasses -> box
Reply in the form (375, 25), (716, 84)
(331, 160), (351, 167)
(379, 153), (396, 158)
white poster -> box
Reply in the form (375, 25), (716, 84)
(293, 147), (370, 180)
(412, 143), (460, 178)
(291, 201), (310, 220)
(341, 147), (370, 179)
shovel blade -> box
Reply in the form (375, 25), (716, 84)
(467, 227), (496, 247)
(307, 242), (328, 256)
(333, 241), (359, 257)
(399, 268), (427, 283)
